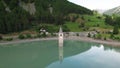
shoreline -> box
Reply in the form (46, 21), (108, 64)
(0, 36), (120, 46)
(0, 37), (58, 45)
(66, 36), (120, 47)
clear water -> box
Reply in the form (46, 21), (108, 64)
(0, 40), (120, 68)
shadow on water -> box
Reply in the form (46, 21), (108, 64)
(0, 40), (120, 68)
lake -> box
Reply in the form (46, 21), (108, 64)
(0, 40), (120, 68)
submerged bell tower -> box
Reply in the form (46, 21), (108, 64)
(58, 27), (64, 63)
(58, 27), (63, 47)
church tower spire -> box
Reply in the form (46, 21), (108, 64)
(58, 27), (63, 47)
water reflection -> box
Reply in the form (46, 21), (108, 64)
(47, 44), (120, 68)
(59, 46), (63, 63)
(0, 40), (120, 68)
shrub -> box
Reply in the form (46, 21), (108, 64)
(76, 33), (79, 36)
(79, 23), (85, 28)
(87, 33), (91, 37)
(110, 33), (114, 39)
(0, 35), (3, 40)
(113, 36), (120, 40)
(82, 28), (87, 31)
(81, 16), (85, 20)
(104, 37), (107, 40)
(88, 19), (91, 22)
(113, 25), (119, 34)
(96, 24), (100, 27)
(97, 16), (102, 19)
(18, 34), (25, 39)
(82, 27), (89, 31)
(93, 34), (96, 38)
(118, 37), (120, 40)
(63, 25), (70, 32)
(4, 37), (13, 41)
(96, 34), (102, 39)
(26, 34), (32, 38)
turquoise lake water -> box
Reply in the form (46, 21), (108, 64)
(0, 40), (120, 68)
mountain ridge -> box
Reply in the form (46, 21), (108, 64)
(104, 6), (120, 15)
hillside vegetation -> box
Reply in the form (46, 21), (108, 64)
(0, 0), (92, 34)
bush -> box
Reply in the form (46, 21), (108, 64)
(97, 16), (102, 19)
(82, 27), (89, 31)
(0, 35), (3, 40)
(79, 23), (85, 28)
(113, 36), (120, 40)
(63, 25), (70, 32)
(87, 33), (91, 37)
(88, 19), (91, 22)
(81, 16), (85, 20)
(118, 37), (120, 40)
(96, 34), (102, 39)
(18, 34), (25, 39)
(76, 33), (79, 36)
(96, 24), (100, 27)
(110, 33), (114, 39)
(93, 34), (96, 38)
(104, 37), (107, 40)
(26, 34), (32, 38)
(113, 25), (119, 34)
(4, 37), (13, 41)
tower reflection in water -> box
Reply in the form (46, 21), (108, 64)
(59, 44), (63, 63)
(58, 27), (64, 63)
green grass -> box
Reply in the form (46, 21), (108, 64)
(64, 15), (113, 32)
(84, 15), (112, 29)
(32, 15), (115, 33)
(101, 34), (110, 38)
(64, 22), (82, 32)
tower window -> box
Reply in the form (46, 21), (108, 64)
(60, 34), (62, 36)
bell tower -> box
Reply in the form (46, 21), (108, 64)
(58, 27), (63, 47)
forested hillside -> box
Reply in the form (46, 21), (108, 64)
(0, 0), (92, 34)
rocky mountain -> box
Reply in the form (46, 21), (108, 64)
(104, 6), (120, 15)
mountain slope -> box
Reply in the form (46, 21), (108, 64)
(35, 0), (93, 16)
(104, 6), (120, 15)
(2, 0), (92, 15)
(0, 0), (92, 34)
